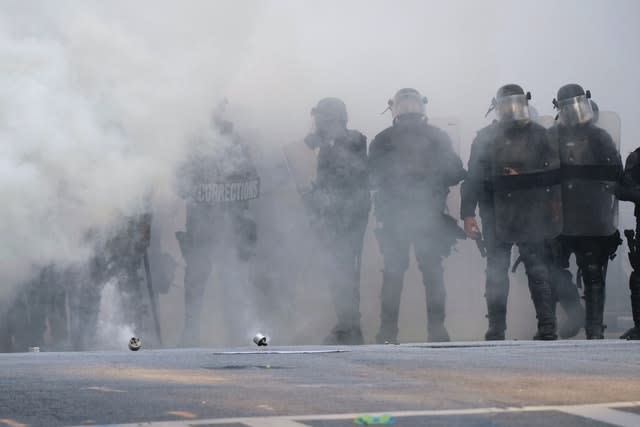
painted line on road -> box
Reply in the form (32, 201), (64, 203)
(559, 406), (640, 427)
(243, 420), (308, 427)
(81, 400), (640, 427)
(82, 386), (127, 393)
(0, 419), (28, 427)
(210, 350), (349, 355)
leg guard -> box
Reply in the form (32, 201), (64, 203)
(325, 239), (363, 345)
(420, 259), (449, 342)
(484, 242), (511, 340)
(582, 263), (606, 339)
(521, 245), (557, 340)
(376, 271), (404, 344)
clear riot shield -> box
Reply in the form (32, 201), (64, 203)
(557, 111), (621, 236)
(536, 115), (557, 129)
(430, 116), (461, 154)
(493, 128), (563, 243)
(597, 111), (621, 148)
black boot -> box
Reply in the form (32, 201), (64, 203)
(554, 270), (584, 339)
(485, 301), (507, 341)
(427, 322), (450, 342)
(323, 327), (351, 345)
(376, 271), (403, 344)
(583, 264), (606, 340)
(427, 303), (450, 342)
(621, 271), (640, 339)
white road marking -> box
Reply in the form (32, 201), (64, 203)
(82, 400), (640, 427)
(559, 406), (640, 427)
(243, 420), (308, 427)
(210, 350), (348, 355)
(82, 386), (127, 393)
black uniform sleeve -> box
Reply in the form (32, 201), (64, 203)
(460, 134), (484, 219)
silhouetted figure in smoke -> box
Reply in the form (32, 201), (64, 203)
(370, 88), (465, 343)
(302, 98), (370, 345)
(462, 84), (560, 341)
(618, 147), (640, 339)
(547, 84), (622, 340)
(68, 213), (153, 350)
(1, 266), (69, 352)
(176, 109), (259, 347)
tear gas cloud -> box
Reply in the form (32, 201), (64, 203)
(1, 0), (639, 346)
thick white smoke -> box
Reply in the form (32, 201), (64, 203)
(0, 1), (258, 299)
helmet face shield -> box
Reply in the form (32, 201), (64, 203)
(391, 90), (425, 119)
(557, 94), (594, 126)
(496, 94), (530, 123)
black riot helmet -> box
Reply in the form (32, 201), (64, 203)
(311, 97), (348, 139)
(487, 84), (531, 124)
(387, 88), (427, 120)
(553, 84), (594, 126)
(312, 97), (348, 124)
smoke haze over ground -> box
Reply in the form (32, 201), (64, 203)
(1, 0), (638, 347)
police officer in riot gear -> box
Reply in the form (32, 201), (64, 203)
(462, 84), (561, 341)
(618, 148), (640, 339)
(548, 84), (622, 339)
(370, 88), (465, 343)
(303, 98), (370, 345)
(176, 107), (259, 347)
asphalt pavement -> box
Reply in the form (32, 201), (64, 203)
(1, 340), (639, 426)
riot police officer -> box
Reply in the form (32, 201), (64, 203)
(547, 84), (622, 339)
(370, 88), (465, 343)
(618, 148), (640, 339)
(176, 108), (259, 346)
(303, 98), (370, 345)
(462, 84), (561, 341)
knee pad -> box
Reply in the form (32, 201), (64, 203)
(526, 264), (548, 283)
(582, 263), (604, 287)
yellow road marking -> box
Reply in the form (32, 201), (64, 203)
(0, 419), (28, 427)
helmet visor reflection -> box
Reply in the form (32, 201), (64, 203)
(496, 94), (530, 123)
(558, 95), (594, 126)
